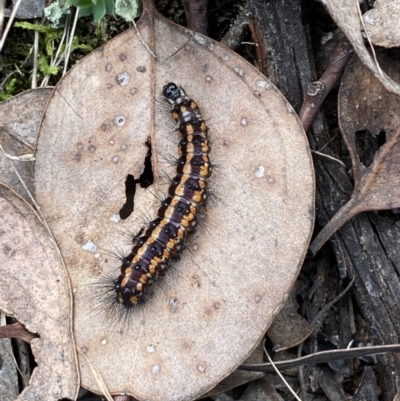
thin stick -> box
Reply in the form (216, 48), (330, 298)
(41, 16), (69, 86)
(355, 0), (383, 78)
(263, 341), (302, 401)
(0, 0), (5, 38)
(0, 0), (23, 52)
(63, 6), (79, 76)
(32, 24), (39, 88)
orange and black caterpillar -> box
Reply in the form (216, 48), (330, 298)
(113, 83), (211, 308)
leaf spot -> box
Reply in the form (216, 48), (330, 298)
(146, 345), (156, 354)
(255, 166), (265, 178)
(193, 33), (206, 45)
(82, 240), (97, 253)
(256, 80), (272, 90)
(110, 214), (121, 223)
(197, 364), (206, 373)
(234, 66), (244, 77)
(152, 364), (161, 374)
(114, 115), (126, 127)
(169, 297), (179, 313)
(115, 72), (131, 86)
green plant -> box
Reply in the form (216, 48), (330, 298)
(0, 78), (17, 101)
(69, 0), (115, 24)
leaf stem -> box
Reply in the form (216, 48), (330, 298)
(309, 197), (360, 255)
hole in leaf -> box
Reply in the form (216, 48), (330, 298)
(119, 139), (154, 220)
(355, 129), (386, 168)
(119, 174), (136, 220)
(137, 139), (154, 189)
(377, 130), (386, 148)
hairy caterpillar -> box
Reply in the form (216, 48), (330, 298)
(113, 83), (211, 308)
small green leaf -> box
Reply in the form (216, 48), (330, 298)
(0, 78), (17, 101)
(14, 21), (57, 34)
(38, 55), (59, 76)
(69, 0), (93, 7)
(92, 0), (106, 24)
(105, 0), (115, 16)
(70, 36), (93, 52)
(78, 5), (94, 17)
(115, 0), (139, 22)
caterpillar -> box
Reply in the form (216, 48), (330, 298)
(113, 83), (211, 308)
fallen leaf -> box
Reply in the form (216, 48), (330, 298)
(267, 292), (313, 352)
(201, 342), (265, 398)
(0, 88), (53, 202)
(0, 184), (79, 401)
(320, 0), (400, 97)
(0, 322), (37, 343)
(309, 55), (400, 255)
(34, 4), (314, 401)
(363, 0), (400, 49)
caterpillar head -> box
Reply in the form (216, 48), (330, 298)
(163, 82), (184, 105)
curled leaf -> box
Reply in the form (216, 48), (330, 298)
(310, 55), (400, 255)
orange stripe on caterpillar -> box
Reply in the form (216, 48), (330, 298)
(113, 83), (211, 308)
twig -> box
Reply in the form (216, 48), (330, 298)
(0, 0), (5, 38)
(221, 4), (250, 49)
(0, 144), (35, 161)
(310, 278), (354, 329)
(41, 16), (69, 87)
(240, 343), (400, 372)
(181, 0), (209, 35)
(298, 40), (354, 132)
(263, 341), (302, 400)
(63, 6), (79, 76)
(311, 150), (346, 169)
(356, 0), (382, 78)
(0, 0), (23, 52)
(32, 23), (39, 88)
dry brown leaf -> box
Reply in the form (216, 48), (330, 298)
(320, 0), (400, 97)
(363, 0), (400, 48)
(34, 5), (314, 401)
(267, 293), (313, 352)
(0, 88), (53, 201)
(309, 55), (400, 255)
(0, 322), (38, 343)
(0, 184), (79, 401)
(201, 342), (265, 398)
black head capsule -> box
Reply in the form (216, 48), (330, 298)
(163, 82), (182, 104)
